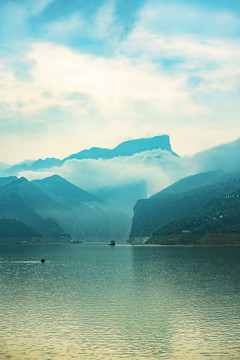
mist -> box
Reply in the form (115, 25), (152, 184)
(190, 138), (240, 174)
(18, 137), (240, 205)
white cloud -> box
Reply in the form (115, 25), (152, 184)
(1, 1), (240, 163)
(0, 35), (240, 162)
(120, 2), (240, 95)
(94, 0), (119, 39)
(190, 138), (240, 174)
(42, 1), (121, 44)
(122, 28), (240, 66)
(44, 13), (84, 38)
(18, 136), (240, 205)
(135, 1), (240, 37)
(0, 41), (199, 124)
(25, 43), (196, 107)
(20, 149), (183, 196)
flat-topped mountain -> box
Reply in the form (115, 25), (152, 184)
(110, 135), (176, 157)
(66, 135), (177, 161)
(3, 135), (178, 175)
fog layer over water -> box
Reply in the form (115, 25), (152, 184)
(0, 244), (240, 360)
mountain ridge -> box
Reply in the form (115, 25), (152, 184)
(0, 177), (69, 241)
(149, 188), (240, 245)
(0, 175), (130, 243)
(31, 175), (130, 241)
(129, 170), (240, 244)
(3, 135), (177, 175)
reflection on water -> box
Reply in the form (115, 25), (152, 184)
(0, 244), (240, 359)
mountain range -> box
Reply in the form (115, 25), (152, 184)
(0, 175), (129, 243)
(0, 176), (69, 241)
(1, 135), (240, 245)
(3, 135), (176, 175)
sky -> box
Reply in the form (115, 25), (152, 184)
(0, 0), (240, 163)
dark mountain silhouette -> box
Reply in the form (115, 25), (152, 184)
(129, 170), (240, 244)
(0, 176), (18, 188)
(32, 175), (129, 241)
(0, 177), (68, 240)
(32, 175), (100, 205)
(0, 218), (43, 245)
(149, 188), (240, 245)
(0, 175), (129, 242)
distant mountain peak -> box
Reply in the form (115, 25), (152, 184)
(111, 135), (173, 156)
(64, 134), (177, 162)
(42, 174), (65, 181)
(32, 174), (101, 203)
(3, 135), (178, 175)
(19, 177), (28, 182)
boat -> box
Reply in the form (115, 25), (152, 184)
(41, 258), (45, 263)
(108, 240), (116, 246)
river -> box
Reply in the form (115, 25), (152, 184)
(0, 243), (240, 359)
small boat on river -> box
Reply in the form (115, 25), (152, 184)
(108, 240), (116, 246)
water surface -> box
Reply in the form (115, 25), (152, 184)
(0, 244), (240, 359)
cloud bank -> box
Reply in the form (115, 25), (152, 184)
(18, 137), (240, 201)
(0, 0), (240, 162)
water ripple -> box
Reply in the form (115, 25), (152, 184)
(0, 244), (240, 359)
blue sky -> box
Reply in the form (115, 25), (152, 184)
(0, 0), (240, 163)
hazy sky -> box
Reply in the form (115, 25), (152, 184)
(1, 0), (240, 163)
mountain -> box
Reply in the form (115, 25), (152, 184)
(3, 135), (178, 175)
(0, 162), (10, 172)
(28, 158), (62, 170)
(0, 177), (69, 241)
(32, 175), (101, 205)
(109, 135), (177, 157)
(65, 147), (110, 161)
(32, 175), (129, 241)
(94, 181), (147, 216)
(149, 188), (240, 245)
(0, 218), (43, 245)
(3, 158), (61, 175)
(129, 170), (240, 244)
(65, 135), (178, 161)
(0, 176), (18, 188)
(0, 175), (129, 242)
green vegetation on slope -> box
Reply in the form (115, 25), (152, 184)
(130, 170), (240, 244)
(0, 218), (45, 244)
(149, 189), (240, 244)
(0, 177), (70, 240)
(0, 218), (42, 238)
